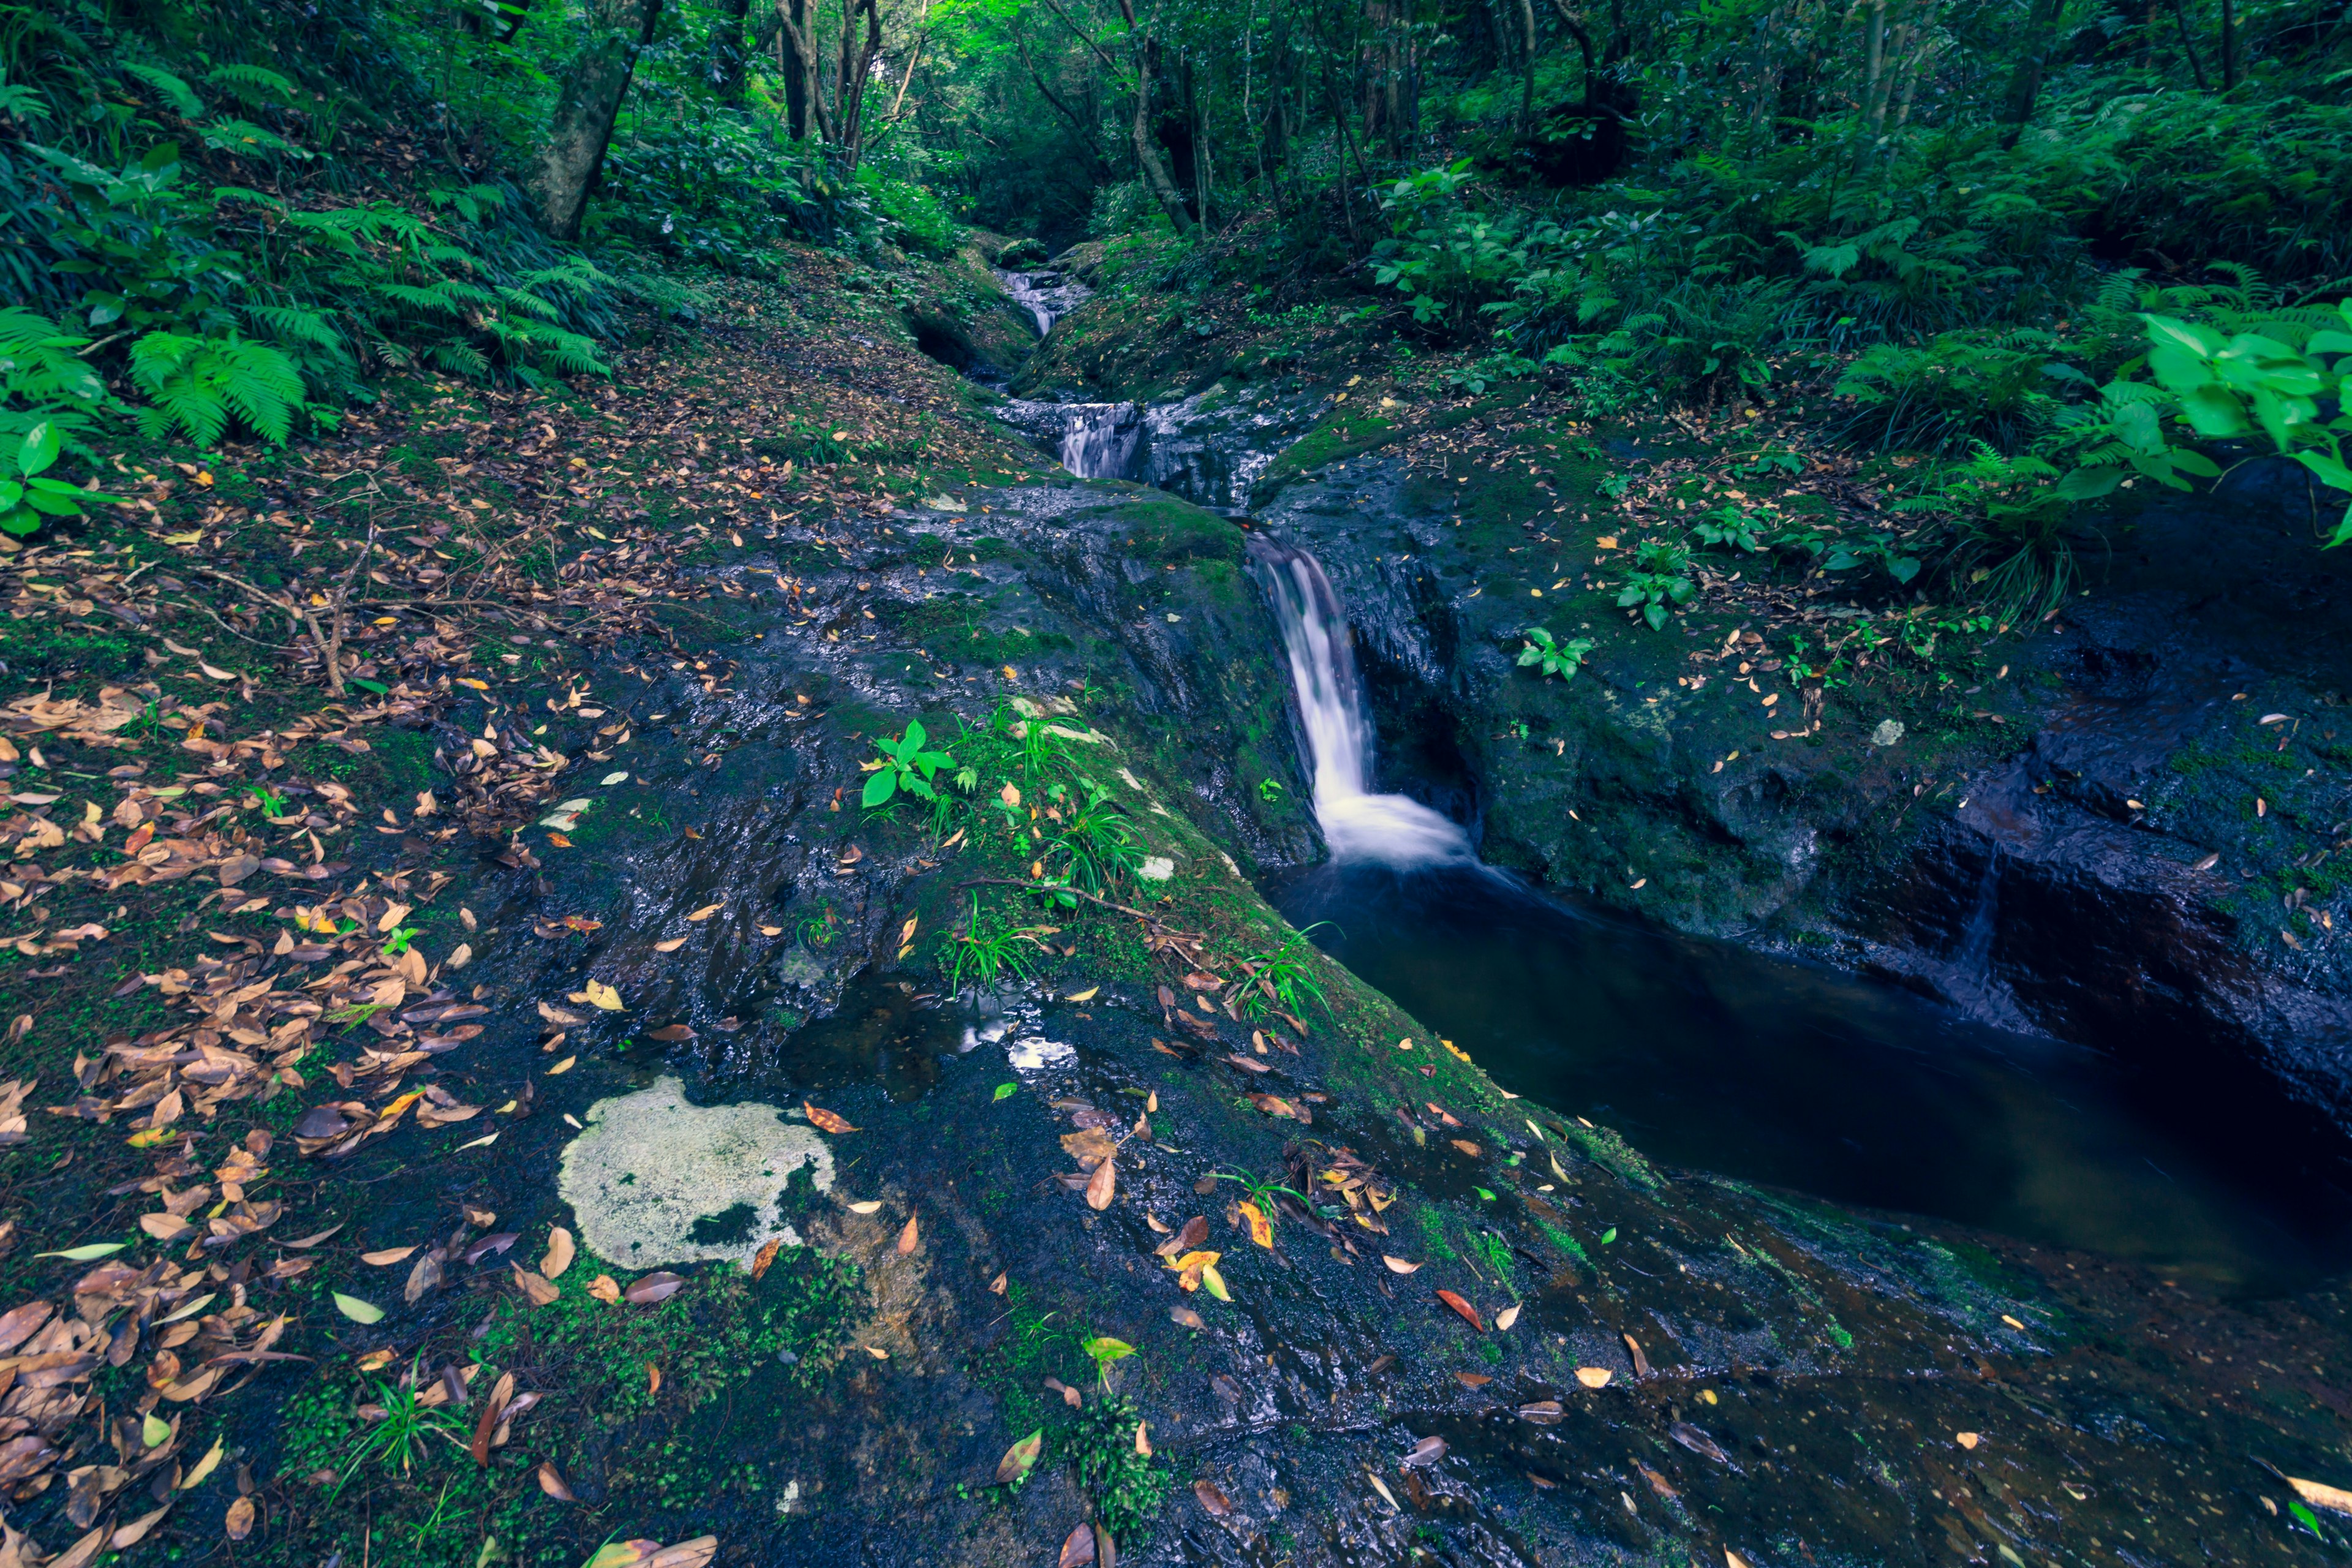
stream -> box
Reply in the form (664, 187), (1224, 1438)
(989, 338), (2352, 1296)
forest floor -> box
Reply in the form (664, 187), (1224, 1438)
(2, 241), (2350, 1568)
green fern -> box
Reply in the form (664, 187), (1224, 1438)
(119, 63), (203, 119)
(126, 332), (304, 447)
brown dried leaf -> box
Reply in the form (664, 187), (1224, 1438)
(1434, 1289), (1483, 1330)
(1085, 1153), (1117, 1211)
(995, 1428), (1044, 1484)
(897, 1212), (919, 1256)
(1193, 1479), (1232, 1515)
(537, 1460), (578, 1501)
(512, 1265), (559, 1307)
(541, 1227), (575, 1281)
(624, 1271), (685, 1305)
(804, 1102), (858, 1135)
(1058, 1523), (1097, 1568)
(587, 1275), (621, 1303)
(224, 1494), (257, 1539)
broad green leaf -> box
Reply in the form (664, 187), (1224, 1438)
(332, 1291), (386, 1324)
(861, 769), (897, 808)
(34, 1242), (126, 1261)
(992, 1083), (1017, 1101)
(902, 718), (926, 752)
(1082, 1336), (1135, 1366)
(18, 421), (58, 477)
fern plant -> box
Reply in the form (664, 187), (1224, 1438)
(0, 307), (107, 453)
(127, 332), (305, 445)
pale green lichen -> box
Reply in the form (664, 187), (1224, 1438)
(557, 1076), (835, 1271)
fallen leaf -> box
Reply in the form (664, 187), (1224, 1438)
(1238, 1201), (1273, 1250)
(1956, 1431), (1981, 1450)
(537, 1461), (578, 1501)
(996, 1428), (1045, 1484)
(1085, 1153), (1117, 1210)
(847, 1199), (883, 1215)
(989, 1272), (1008, 1294)
(687, 903), (722, 922)
(625, 1272), (685, 1305)
(181, 1435), (225, 1490)
(225, 1494), (256, 1539)
(542, 1227), (575, 1280)
(2288, 1475), (2352, 1516)
(1194, 1479), (1232, 1516)
(546, 1056), (576, 1076)
(865, 1345), (889, 1360)
(1199, 1263), (1229, 1302)
(1575, 1366), (1613, 1389)
(1517, 1400), (1564, 1426)
(1456, 1372), (1492, 1388)
(332, 1292), (385, 1324)
(587, 1275), (622, 1303)
(1402, 1435), (1447, 1468)
(33, 1242), (126, 1262)
(655, 937), (688, 952)
(897, 1213), (920, 1255)
(1134, 1419), (1152, 1456)
(1495, 1303), (1521, 1331)
(804, 1103), (858, 1134)
(513, 1265), (560, 1306)
(1065, 986), (1098, 1002)
(361, 1246), (418, 1267)
(584, 981), (624, 1011)
(1434, 1289), (1483, 1330)
(1382, 1256), (1422, 1275)
(1169, 1306), (1206, 1330)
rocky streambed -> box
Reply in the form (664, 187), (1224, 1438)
(11, 259), (2352, 1568)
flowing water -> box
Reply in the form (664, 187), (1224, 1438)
(1252, 537), (2352, 1292)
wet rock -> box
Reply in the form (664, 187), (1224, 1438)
(556, 1076), (834, 1271)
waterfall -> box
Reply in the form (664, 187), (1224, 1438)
(1251, 540), (1475, 868)
(993, 268), (1094, 338)
(1059, 403), (1144, 480)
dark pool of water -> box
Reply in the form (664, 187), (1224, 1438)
(1271, 861), (2352, 1295)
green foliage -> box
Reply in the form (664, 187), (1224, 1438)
(1516, 626), (1596, 680)
(1834, 330), (2068, 454)
(943, 894), (1041, 992)
(861, 719), (956, 808)
(1234, 925), (1329, 1022)
(1614, 540), (1697, 630)
(1, 418), (126, 538)
(1072, 1393), (1167, 1542)
(1047, 785), (1141, 894)
(126, 331), (305, 446)
(333, 1371), (469, 1488)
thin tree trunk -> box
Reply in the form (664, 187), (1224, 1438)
(1118, 0), (1195, 231)
(1996, 0), (2065, 145)
(531, 0), (663, 239)
(1545, 0), (1599, 102)
(839, 0), (882, 167)
(1517, 0), (1540, 129)
(2219, 0), (2238, 85)
(710, 0), (750, 96)
(2169, 0), (2209, 87)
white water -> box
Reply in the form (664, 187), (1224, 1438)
(1254, 542), (1476, 868)
(1059, 402), (1143, 480)
(993, 268), (1094, 337)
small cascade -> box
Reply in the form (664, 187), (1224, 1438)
(1250, 538), (1474, 868)
(993, 268), (1094, 337)
(1058, 402), (1144, 480)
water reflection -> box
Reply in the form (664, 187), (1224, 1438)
(1273, 859), (2352, 1295)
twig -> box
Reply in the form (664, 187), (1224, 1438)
(189, 567), (343, 693)
(954, 876), (1207, 938)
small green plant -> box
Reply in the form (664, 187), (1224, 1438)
(126, 331), (307, 446)
(1233, 925), (1330, 1021)
(1, 421), (123, 538)
(1515, 626), (1596, 680)
(860, 719), (954, 809)
(1207, 1168), (1316, 1224)
(337, 1373), (467, 1489)
(1256, 778), (1285, 804)
(1614, 540), (1697, 630)
(1079, 1335), (1135, 1389)
(1690, 504), (1766, 553)
(943, 895), (1041, 992)
(1050, 787), (1141, 894)
(1072, 1392), (1167, 1542)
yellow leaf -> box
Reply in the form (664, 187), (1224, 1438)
(686, 903), (722, 922)
(179, 1436), (225, 1491)
(1065, 986), (1098, 1002)
(547, 1056), (576, 1075)
(584, 981), (623, 1011)
(1238, 1200), (1273, 1250)
(160, 530), (204, 546)
(1199, 1263), (1230, 1302)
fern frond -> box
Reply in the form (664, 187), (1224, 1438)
(119, 63), (203, 119)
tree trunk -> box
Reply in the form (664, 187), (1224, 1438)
(1118, 0), (1195, 231)
(2219, 0), (2238, 85)
(1545, 0), (1599, 102)
(1996, 0), (2066, 145)
(710, 0), (750, 96)
(1517, 0), (1539, 130)
(778, 0), (832, 140)
(531, 0), (663, 240)
(2170, 0), (2209, 87)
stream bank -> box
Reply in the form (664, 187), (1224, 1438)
(1, 245), (2350, 1568)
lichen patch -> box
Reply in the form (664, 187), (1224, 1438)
(557, 1076), (834, 1271)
